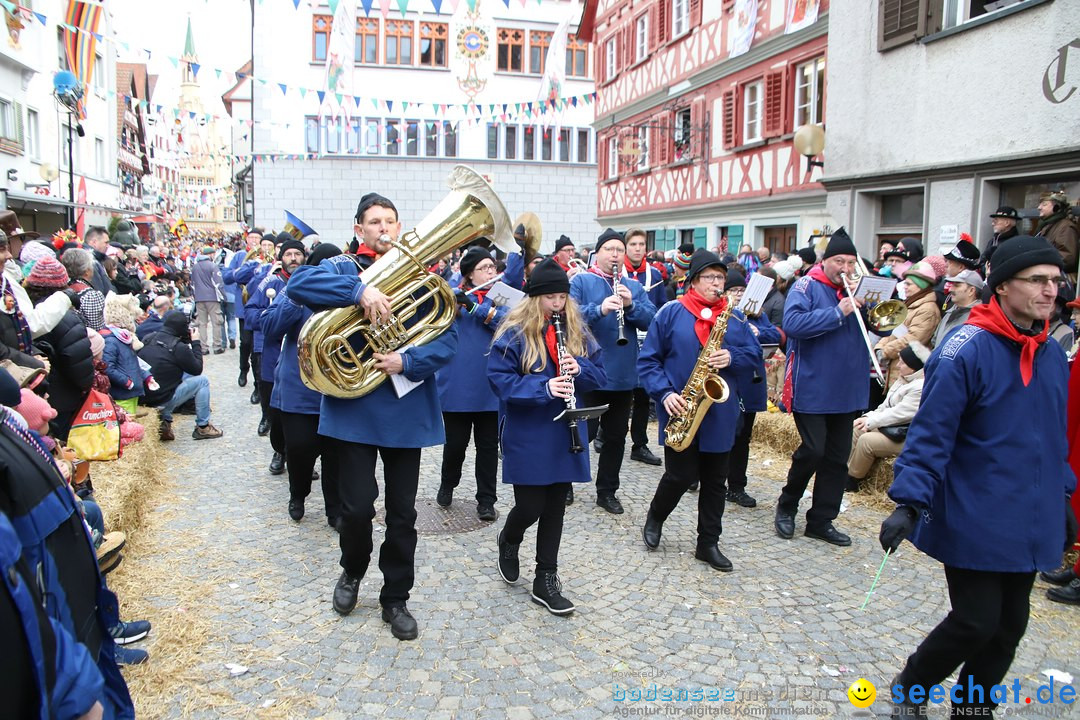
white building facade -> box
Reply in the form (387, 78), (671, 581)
(0, 0), (121, 236)
(251, 0), (599, 251)
(824, 0), (1080, 257)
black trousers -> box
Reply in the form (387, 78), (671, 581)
(258, 379), (284, 454)
(900, 567), (1036, 713)
(587, 389), (634, 497)
(250, 352), (262, 405)
(439, 411), (498, 506)
(330, 439), (421, 608)
(238, 320), (253, 376)
(502, 483), (570, 575)
(629, 387), (652, 449)
(727, 411), (757, 494)
(778, 411), (859, 529)
(650, 445), (729, 548)
(279, 411), (340, 519)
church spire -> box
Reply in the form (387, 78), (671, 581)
(183, 16), (197, 61)
(181, 16), (198, 86)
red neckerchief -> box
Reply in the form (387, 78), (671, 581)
(965, 296), (1048, 386)
(544, 323), (559, 366)
(554, 257), (571, 272)
(807, 264), (845, 300)
(678, 288), (728, 346)
(588, 265), (615, 289)
(355, 243), (378, 259)
(624, 256), (648, 278)
(650, 261), (669, 281)
(460, 284), (488, 311)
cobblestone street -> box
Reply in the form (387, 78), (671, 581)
(122, 351), (1079, 719)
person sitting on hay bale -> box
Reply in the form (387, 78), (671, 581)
(847, 341), (928, 493)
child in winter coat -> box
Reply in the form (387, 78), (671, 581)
(101, 295), (157, 415)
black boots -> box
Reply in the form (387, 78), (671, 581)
(694, 545), (733, 572)
(268, 452), (285, 475)
(642, 511), (662, 550)
(531, 571), (575, 616)
(497, 530), (520, 584)
(288, 498), (304, 521)
(332, 572), (361, 615)
(381, 605), (418, 640)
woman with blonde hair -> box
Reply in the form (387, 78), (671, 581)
(488, 258), (606, 616)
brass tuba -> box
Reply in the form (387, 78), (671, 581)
(849, 258), (908, 332)
(298, 165), (515, 399)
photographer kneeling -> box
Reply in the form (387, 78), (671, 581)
(139, 310), (223, 441)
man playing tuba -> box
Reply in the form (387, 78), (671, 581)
(288, 192), (458, 642)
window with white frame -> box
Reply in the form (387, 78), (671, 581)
(405, 119), (419, 156)
(365, 119), (380, 154)
(605, 37), (616, 80)
(443, 121), (457, 157)
(673, 107), (691, 161)
(93, 54), (105, 92)
(425, 121), (439, 157)
(743, 81), (762, 142)
(505, 125), (517, 160)
(26, 108), (39, 159)
(559, 128), (571, 162)
(636, 125), (648, 170)
(0, 98), (15, 141)
(673, 0), (690, 37)
(386, 120), (400, 155)
(94, 138), (105, 177)
(347, 119), (362, 154)
(305, 117), (319, 152)
(325, 117), (342, 153)
(577, 129), (591, 163)
(635, 14), (648, 63)
(607, 135), (617, 178)
(487, 123), (499, 159)
(794, 57), (825, 127)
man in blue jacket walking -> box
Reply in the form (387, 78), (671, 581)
(288, 193), (456, 642)
(881, 236), (1078, 718)
(774, 228), (867, 547)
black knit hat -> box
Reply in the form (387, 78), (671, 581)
(307, 243), (342, 266)
(162, 310), (190, 337)
(596, 228), (625, 251)
(554, 235), (574, 252)
(822, 228), (857, 259)
(354, 193), (398, 222)
(277, 239), (307, 260)
(459, 246), (492, 281)
(987, 235), (1064, 293)
(275, 231), (292, 246)
(884, 237), (924, 263)
(724, 271), (747, 290)
(797, 246), (817, 266)
(687, 249), (727, 282)
(898, 341), (929, 372)
(525, 258), (570, 296)
(944, 238), (980, 269)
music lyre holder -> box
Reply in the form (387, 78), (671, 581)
(554, 404), (609, 424)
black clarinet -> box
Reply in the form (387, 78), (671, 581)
(551, 311), (584, 454)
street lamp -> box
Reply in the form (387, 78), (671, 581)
(793, 123), (825, 174)
(53, 70), (84, 228)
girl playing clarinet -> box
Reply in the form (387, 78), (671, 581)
(488, 258), (606, 615)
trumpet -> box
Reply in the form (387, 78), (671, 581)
(551, 311), (584, 454)
(612, 260), (629, 346)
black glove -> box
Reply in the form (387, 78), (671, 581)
(454, 289), (475, 313)
(879, 505), (918, 553)
(1066, 498), (1078, 553)
(62, 288), (81, 310)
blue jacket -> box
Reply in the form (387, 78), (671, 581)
(191, 255), (224, 303)
(243, 263), (274, 351)
(1, 511), (107, 720)
(623, 263), (668, 315)
(502, 252), (525, 291)
(783, 274), (869, 414)
(889, 324), (1076, 572)
(570, 271), (656, 391)
(288, 256), (457, 447)
(437, 296), (509, 413)
(261, 289), (321, 415)
(729, 310), (780, 413)
(135, 312), (165, 340)
(638, 301), (760, 453)
(488, 328), (606, 485)
(249, 271), (288, 383)
(101, 328), (150, 400)
(222, 256), (259, 318)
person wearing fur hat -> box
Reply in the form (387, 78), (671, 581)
(248, 239), (307, 475)
(435, 246), (510, 521)
(881, 235), (1076, 718)
(638, 250), (761, 571)
(191, 245), (227, 354)
(288, 192), (457, 641)
(775, 228), (869, 547)
(570, 228), (657, 514)
(489, 258), (606, 614)
(261, 242), (341, 525)
(1035, 190), (1078, 282)
(101, 295), (156, 416)
(845, 341), (927, 493)
(23, 259), (94, 440)
(872, 261), (943, 389)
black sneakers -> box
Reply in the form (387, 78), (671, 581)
(497, 530), (520, 584)
(477, 503), (498, 522)
(531, 572), (575, 616)
(726, 489), (757, 508)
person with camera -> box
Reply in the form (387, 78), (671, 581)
(138, 310), (223, 441)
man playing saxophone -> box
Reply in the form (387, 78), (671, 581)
(569, 228), (656, 513)
(288, 192), (457, 642)
(637, 250), (759, 571)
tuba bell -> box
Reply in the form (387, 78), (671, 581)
(849, 257), (908, 332)
(298, 165), (515, 399)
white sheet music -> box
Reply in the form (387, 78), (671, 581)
(389, 345), (423, 398)
(738, 272), (773, 315)
(487, 281), (525, 309)
(853, 276), (898, 305)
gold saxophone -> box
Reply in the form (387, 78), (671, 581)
(664, 300), (732, 452)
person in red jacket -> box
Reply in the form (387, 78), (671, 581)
(1042, 354), (1080, 604)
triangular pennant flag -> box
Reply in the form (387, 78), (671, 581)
(402, 101), (409, 111)
(448, 0), (460, 10)
(215, 69), (222, 79)
(236, 72), (247, 80)
(328, 0), (340, 13)
(379, 0), (391, 18)
(316, 90), (326, 104)
(430, 0), (442, 12)
(278, 83), (288, 96)
(292, 0), (301, 7)
(360, 0), (375, 14)
(571, 97), (578, 107)
(168, 56), (179, 69)
(501, 0), (509, 6)
(191, 63), (201, 77)
(354, 96), (362, 108)
(386, 100), (393, 112)
(91, 32), (102, 42)
(34, 11), (47, 25)
(372, 99), (379, 110)
(335, 93), (343, 105)
(396, 0), (409, 16)
(298, 87), (307, 98)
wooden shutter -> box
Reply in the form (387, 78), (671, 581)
(656, 0), (670, 45)
(623, 24), (633, 68)
(721, 89), (737, 149)
(690, 99), (706, 161)
(655, 112), (671, 166)
(689, 0), (702, 28)
(878, 0), (930, 52)
(649, 5), (659, 52)
(763, 69), (786, 138)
